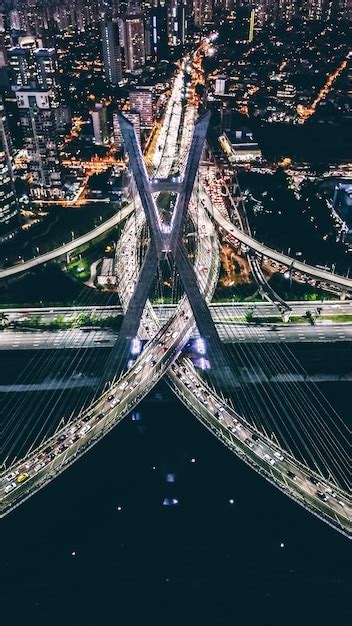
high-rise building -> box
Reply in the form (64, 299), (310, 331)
(338, 0), (352, 20)
(254, 0), (270, 27)
(101, 20), (123, 87)
(150, 1), (168, 63)
(9, 39), (69, 136)
(168, 0), (187, 47)
(124, 12), (145, 73)
(277, 0), (297, 21)
(113, 109), (141, 149)
(33, 48), (59, 90)
(129, 87), (153, 128)
(91, 102), (109, 145)
(10, 9), (22, 33)
(248, 7), (255, 41)
(0, 32), (8, 69)
(306, 0), (324, 20)
(16, 88), (62, 197)
(8, 39), (59, 92)
(215, 75), (227, 95)
(193, 0), (213, 27)
(0, 97), (19, 242)
(8, 46), (37, 89)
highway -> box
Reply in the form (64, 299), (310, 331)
(2, 321), (352, 351)
(0, 201), (136, 280)
(168, 365), (351, 537)
(1, 300), (351, 322)
(198, 178), (352, 294)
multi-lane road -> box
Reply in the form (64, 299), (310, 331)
(0, 201), (137, 280)
(1, 300), (352, 351)
(1, 300), (351, 321)
(2, 320), (352, 351)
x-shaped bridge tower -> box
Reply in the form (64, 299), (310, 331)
(105, 112), (230, 384)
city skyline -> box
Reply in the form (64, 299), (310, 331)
(0, 3), (350, 625)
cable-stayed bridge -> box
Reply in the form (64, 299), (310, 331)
(0, 67), (350, 538)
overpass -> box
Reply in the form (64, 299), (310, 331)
(199, 184), (352, 293)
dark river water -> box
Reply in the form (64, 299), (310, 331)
(1, 344), (350, 626)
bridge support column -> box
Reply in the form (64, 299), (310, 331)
(104, 112), (233, 388)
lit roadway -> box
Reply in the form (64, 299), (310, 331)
(2, 320), (352, 351)
(1, 63), (350, 538)
(1, 300), (352, 323)
(0, 201), (136, 280)
(198, 183), (352, 295)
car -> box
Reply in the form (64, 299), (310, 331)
(110, 398), (120, 408)
(316, 491), (329, 502)
(274, 451), (284, 461)
(251, 433), (259, 441)
(264, 454), (275, 466)
(245, 438), (254, 448)
(6, 471), (19, 482)
(308, 476), (320, 485)
(171, 331), (178, 339)
(17, 473), (29, 483)
(134, 365), (142, 374)
(119, 381), (129, 390)
(34, 461), (45, 472)
(79, 424), (91, 435)
(287, 470), (297, 481)
(5, 482), (16, 493)
(107, 394), (114, 401)
(145, 354), (154, 362)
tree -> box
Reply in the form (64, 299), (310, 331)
(245, 309), (254, 323)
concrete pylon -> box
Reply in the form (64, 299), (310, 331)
(104, 112), (232, 387)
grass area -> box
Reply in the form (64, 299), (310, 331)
(222, 315), (300, 324)
(0, 201), (118, 268)
(67, 258), (90, 281)
(222, 314), (352, 325)
(13, 313), (123, 331)
(320, 314), (352, 323)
